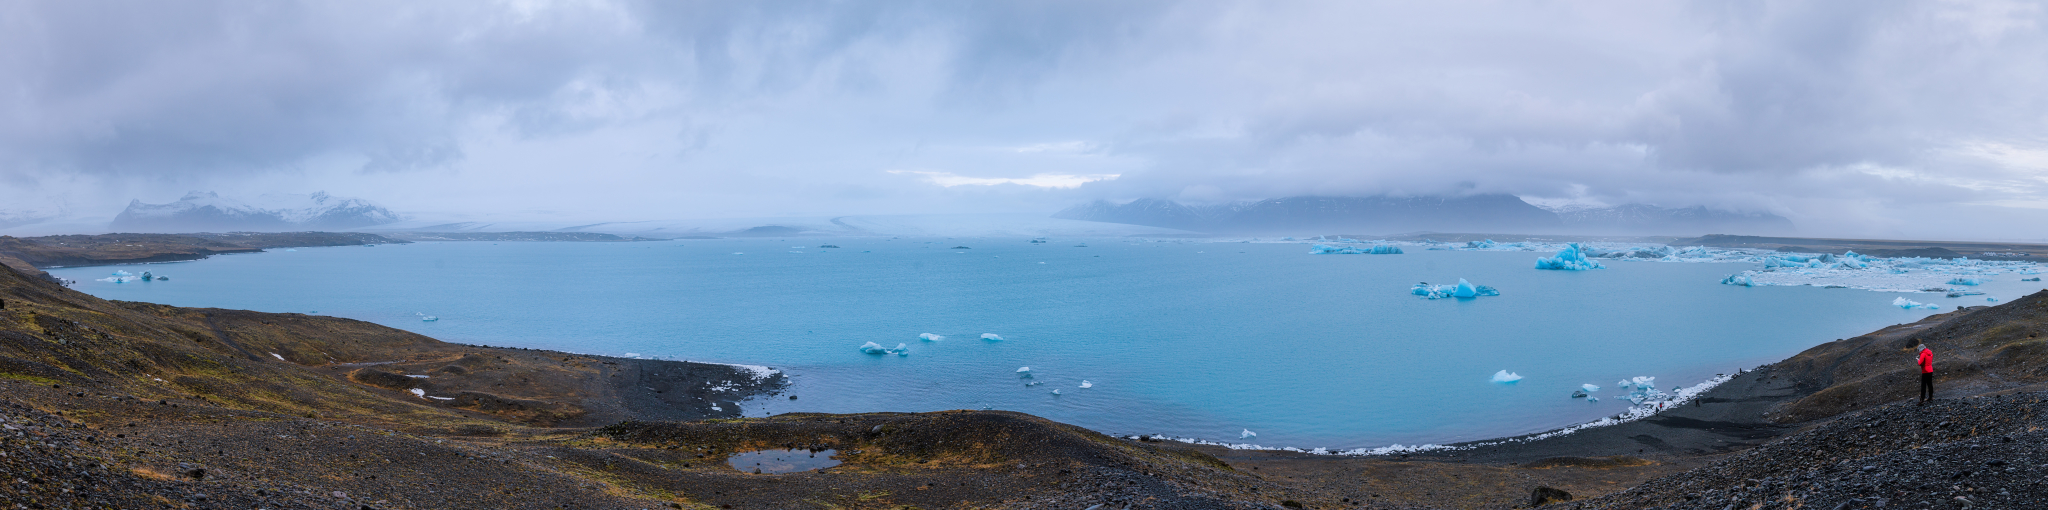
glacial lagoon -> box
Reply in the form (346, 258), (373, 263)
(52, 238), (2048, 451)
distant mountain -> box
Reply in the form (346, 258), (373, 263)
(0, 210), (54, 230)
(1547, 204), (1794, 236)
(109, 191), (402, 232)
(1053, 195), (1562, 234)
(1054, 195), (1796, 236)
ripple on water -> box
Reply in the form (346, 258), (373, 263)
(726, 449), (841, 474)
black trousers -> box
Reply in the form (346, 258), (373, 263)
(1920, 372), (1934, 401)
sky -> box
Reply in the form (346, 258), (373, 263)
(2, 0), (2046, 239)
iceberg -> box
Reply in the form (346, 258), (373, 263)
(1581, 383), (1600, 393)
(1016, 367), (1032, 376)
(1892, 297), (1941, 310)
(888, 343), (910, 356)
(859, 341), (889, 355)
(1465, 239), (1498, 249)
(1720, 274), (1754, 287)
(1617, 376), (1664, 405)
(1079, 380), (1093, 388)
(1491, 370), (1523, 383)
(1241, 429), (1257, 439)
(919, 333), (945, 341)
(1410, 279), (1499, 299)
(1051, 389), (1061, 395)
(1309, 244), (1403, 255)
(421, 316), (438, 322)
(1534, 243), (1605, 270)
(1947, 277), (1985, 286)
(981, 333), (1004, 341)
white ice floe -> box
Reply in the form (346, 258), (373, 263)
(1051, 389), (1061, 395)
(624, 353), (641, 358)
(1241, 429), (1256, 439)
(1079, 380), (1093, 389)
(717, 363), (780, 381)
(1581, 383), (1600, 393)
(981, 333), (1004, 341)
(1016, 367), (1031, 376)
(859, 341), (888, 354)
(1491, 370), (1523, 383)
(1893, 297), (1942, 310)
(919, 333), (945, 341)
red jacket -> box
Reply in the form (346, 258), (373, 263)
(1919, 349), (1934, 374)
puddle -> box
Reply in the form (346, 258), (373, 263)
(726, 448), (841, 474)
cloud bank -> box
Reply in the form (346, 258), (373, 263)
(1, 0), (2044, 239)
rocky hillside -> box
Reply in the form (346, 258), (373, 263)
(0, 231), (399, 268)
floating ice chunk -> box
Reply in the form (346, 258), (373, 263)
(1412, 279), (1499, 299)
(1620, 376), (1663, 404)
(889, 343), (910, 356)
(1491, 370), (1523, 383)
(1534, 243), (1605, 270)
(1309, 244), (1403, 255)
(1893, 297), (1941, 310)
(1241, 429), (1256, 439)
(1581, 383), (1600, 393)
(859, 341), (889, 354)
(112, 270), (133, 276)
(408, 388), (426, 399)
(1465, 239), (1498, 249)
(624, 353), (641, 358)
(981, 333), (1004, 341)
(1586, 396), (1598, 402)
(1051, 389), (1061, 395)
(1988, 297), (1999, 302)
(919, 333), (945, 341)
(1079, 380), (1093, 388)
(1016, 367), (1031, 376)
(732, 252), (744, 255)
(1720, 274), (1754, 287)
(421, 316), (438, 322)
(1947, 277), (1985, 286)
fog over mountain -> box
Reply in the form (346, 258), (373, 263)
(2, 1), (2046, 239)
(108, 191), (402, 233)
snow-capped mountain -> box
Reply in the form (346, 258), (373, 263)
(109, 191), (402, 232)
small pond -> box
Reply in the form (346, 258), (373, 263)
(726, 448), (841, 474)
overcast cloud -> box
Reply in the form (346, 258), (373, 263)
(2, 0), (2045, 239)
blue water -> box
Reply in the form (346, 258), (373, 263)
(54, 239), (2038, 449)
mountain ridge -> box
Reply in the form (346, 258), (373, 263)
(1056, 195), (1794, 236)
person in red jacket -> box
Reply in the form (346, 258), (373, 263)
(1917, 344), (1935, 405)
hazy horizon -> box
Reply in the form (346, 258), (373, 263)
(5, 1), (2048, 240)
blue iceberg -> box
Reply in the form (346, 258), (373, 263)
(981, 333), (1004, 341)
(1947, 277), (1985, 286)
(1310, 244), (1403, 255)
(1720, 274), (1754, 287)
(859, 341), (888, 354)
(1491, 370), (1523, 383)
(919, 333), (945, 341)
(1534, 243), (1605, 270)
(1411, 279), (1500, 299)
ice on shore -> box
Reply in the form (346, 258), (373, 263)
(1720, 274), (1754, 287)
(919, 333), (945, 341)
(1893, 297), (1941, 310)
(1616, 376), (1663, 404)
(1491, 370), (1523, 383)
(981, 333), (1004, 341)
(1241, 429), (1257, 439)
(624, 353), (641, 358)
(1309, 244), (1403, 255)
(1411, 278), (1500, 299)
(1947, 277), (1985, 286)
(1534, 243), (1605, 270)
(1080, 380), (1093, 388)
